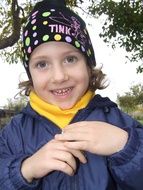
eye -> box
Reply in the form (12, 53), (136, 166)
(35, 61), (49, 69)
(64, 56), (78, 64)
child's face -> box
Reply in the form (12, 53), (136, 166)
(29, 42), (90, 109)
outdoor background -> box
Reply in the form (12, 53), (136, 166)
(0, 0), (143, 127)
(0, 17), (142, 107)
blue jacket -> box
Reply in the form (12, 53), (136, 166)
(0, 95), (143, 190)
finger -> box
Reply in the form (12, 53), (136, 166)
(55, 132), (87, 141)
(50, 159), (75, 176)
(53, 150), (77, 172)
(68, 149), (87, 164)
(64, 141), (88, 151)
(55, 133), (74, 141)
(52, 140), (87, 163)
(65, 121), (88, 129)
(63, 122), (87, 132)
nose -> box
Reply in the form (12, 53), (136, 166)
(51, 64), (69, 83)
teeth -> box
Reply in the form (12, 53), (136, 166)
(52, 88), (72, 96)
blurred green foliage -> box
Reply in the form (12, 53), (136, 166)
(0, 0), (143, 71)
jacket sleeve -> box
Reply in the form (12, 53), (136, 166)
(107, 108), (143, 190)
(0, 116), (40, 190)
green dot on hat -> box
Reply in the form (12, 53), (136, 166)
(42, 35), (49, 41)
(25, 37), (30, 46)
(32, 25), (37, 30)
(88, 49), (92, 55)
(25, 55), (28, 61)
(75, 41), (80, 48)
(42, 12), (51, 17)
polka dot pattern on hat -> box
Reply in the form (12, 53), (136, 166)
(22, 1), (96, 76)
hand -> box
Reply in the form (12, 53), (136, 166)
(21, 139), (87, 182)
(55, 121), (128, 156)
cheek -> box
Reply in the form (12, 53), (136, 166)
(31, 70), (47, 82)
(74, 64), (90, 81)
(77, 71), (90, 87)
(81, 67), (90, 81)
(31, 75), (46, 89)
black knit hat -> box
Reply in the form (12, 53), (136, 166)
(22, 0), (96, 77)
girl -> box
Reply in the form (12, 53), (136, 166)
(0, 0), (143, 189)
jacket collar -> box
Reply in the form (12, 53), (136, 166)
(22, 94), (117, 119)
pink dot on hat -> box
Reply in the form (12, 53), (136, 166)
(32, 10), (39, 16)
(34, 40), (39, 45)
(31, 19), (36, 25)
(24, 30), (28, 37)
(28, 46), (32, 53)
(33, 32), (37, 37)
(65, 36), (72, 43)
(81, 46), (85, 52)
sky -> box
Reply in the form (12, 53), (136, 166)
(0, 13), (142, 108)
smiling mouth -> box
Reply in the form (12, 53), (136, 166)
(51, 87), (73, 96)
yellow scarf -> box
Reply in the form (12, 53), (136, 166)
(30, 90), (94, 129)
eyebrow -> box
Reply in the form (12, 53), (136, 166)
(31, 50), (81, 61)
(30, 56), (47, 61)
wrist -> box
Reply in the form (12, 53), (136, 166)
(117, 130), (128, 152)
(21, 158), (34, 183)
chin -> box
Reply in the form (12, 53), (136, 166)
(59, 103), (75, 110)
